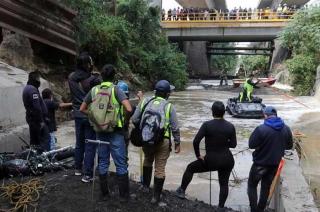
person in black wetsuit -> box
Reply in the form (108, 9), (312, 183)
(175, 101), (237, 210)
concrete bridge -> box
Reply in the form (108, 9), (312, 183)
(161, 16), (290, 77)
(150, 0), (226, 9)
(162, 20), (288, 42)
(258, 0), (310, 8)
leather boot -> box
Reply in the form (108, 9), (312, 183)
(142, 166), (153, 188)
(151, 177), (165, 204)
(99, 174), (109, 201)
(118, 173), (129, 202)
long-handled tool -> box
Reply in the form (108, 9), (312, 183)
(209, 171), (212, 206)
(139, 148), (143, 183)
(266, 158), (285, 207)
(85, 139), (110, 201)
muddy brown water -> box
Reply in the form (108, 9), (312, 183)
(54, 80), (320, 211)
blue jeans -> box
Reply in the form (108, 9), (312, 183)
(49, 132), (56, 150)
(96, 132), (127, 176)
(74, 118), (96, 176)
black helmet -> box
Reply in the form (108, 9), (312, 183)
(155, 80), (175, 93)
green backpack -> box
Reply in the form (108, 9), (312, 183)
(88, 84), (118, 133)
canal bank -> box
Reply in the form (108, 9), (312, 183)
(54, 80), (319, 211)
(294, 112), (320, 208)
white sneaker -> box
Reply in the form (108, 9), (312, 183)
(81, 175), (93, 183)
(74, 170), (82, 176)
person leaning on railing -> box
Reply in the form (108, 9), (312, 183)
(162, 7), (296, 22)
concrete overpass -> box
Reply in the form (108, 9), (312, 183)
(257, 0), (310, 8)
(162, 21), (288, 42)
(176, 0), (227, 9)
(149, 0), (226, 10)
(161, 18), (289, 77)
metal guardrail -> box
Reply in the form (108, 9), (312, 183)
(161, 11), (294, 22)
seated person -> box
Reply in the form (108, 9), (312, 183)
(239, 74), (260, 102)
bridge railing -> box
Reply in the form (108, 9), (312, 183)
(161, 11), (294, 22)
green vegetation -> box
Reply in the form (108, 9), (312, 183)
(240, 55), (269, 75)
(210, 43), (238, 75)
(280, 6), (320, 95)
(61, 0), (187, 90)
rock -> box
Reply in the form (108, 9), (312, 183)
(0, 29), (35, 71)
(273, 64), (292, 85)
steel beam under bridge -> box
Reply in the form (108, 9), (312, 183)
(207, 52), (273, 56)
(162, 21), (287, 42)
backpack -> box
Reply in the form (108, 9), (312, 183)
(130, 97), (155, 147)
(88, 84), (118, 133)
(139, 98), (171, 146)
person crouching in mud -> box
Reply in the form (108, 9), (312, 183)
(175, 101), (237, 211)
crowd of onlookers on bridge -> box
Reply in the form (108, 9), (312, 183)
(161, 4), (306, 21)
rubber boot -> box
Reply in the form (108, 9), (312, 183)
(151, 177), (165, 204)
(118, 173), (129, 202)
(142, 166), (153, 188)
(99, 174), (109, 201)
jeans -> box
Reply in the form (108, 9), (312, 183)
(49, 132), (56, 150)
(74, 117), (96, 176)
(96, 132), (127, 176)
(247, 164), (278, 212)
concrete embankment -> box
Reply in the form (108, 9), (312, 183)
(0, 62), (48, 152)
(294, 112), (320, 209)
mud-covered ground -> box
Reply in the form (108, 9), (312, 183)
(0, 170), (237, 212)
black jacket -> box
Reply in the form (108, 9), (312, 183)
(249, 117), (293, 166)
(22, 84), (48, 123)
(68, 68), (100, 118)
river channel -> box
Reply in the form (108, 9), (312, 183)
(56, 80), (320, 211)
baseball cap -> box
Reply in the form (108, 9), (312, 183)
(263, 106), (277, 116)
(155, 80), (175, 93)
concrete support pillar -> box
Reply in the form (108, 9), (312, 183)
(149, 0), (161, 8)
(270, 39), (290, 70)
(183, 41), (210, 78)
(205, 0), (215, 9)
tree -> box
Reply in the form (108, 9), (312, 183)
(280, 6), (320, 95)
(240, 55), (269, 75)
(62, 0), (187, 90)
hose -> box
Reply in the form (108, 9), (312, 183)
(0, 178), (45, 212)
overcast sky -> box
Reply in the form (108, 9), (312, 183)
(162, 0), (260, 10)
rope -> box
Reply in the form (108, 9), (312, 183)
(0, 178), (45, 212)
(270, 87), (311, 109)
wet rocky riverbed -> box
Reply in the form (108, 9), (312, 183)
(54, 80), (320, 211)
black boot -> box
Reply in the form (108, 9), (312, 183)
(118, 173), (129, 202)
(99, 174), (109, 201)
(151, 177), (165, 204)
(143, 166), (153, 188)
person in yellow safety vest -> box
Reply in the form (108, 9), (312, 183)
(117, 81), (144, 166)
(239, 74), (260, 102)
(80, 64), (132, 202)
(132, 80), (181, 205)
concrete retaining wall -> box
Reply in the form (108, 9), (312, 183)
(0, 125), (29, 152)
(0, 61), (49, 152)
(272, 151), (318, 212)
